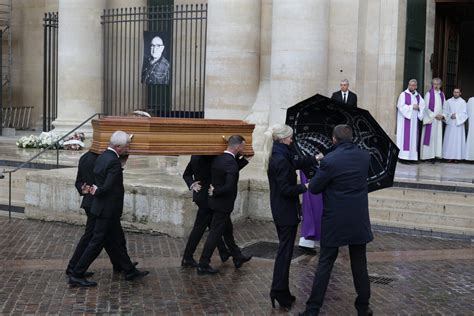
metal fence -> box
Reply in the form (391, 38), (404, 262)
(101, 4), (207, 118)
(1, 106), (33, 129)
(43, 12), (58, 131)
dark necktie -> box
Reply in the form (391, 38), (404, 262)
(343, 93), (347, 103)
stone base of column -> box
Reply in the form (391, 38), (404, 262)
(51, 117), (93, 138)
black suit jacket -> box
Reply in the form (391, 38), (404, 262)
(331, 90), (357, 107)
(75, 151), (99, 210)
(182, 155), (215, 208)
(90, 149), (125, 218)
(208, 152), (248, 213)
(267, 143), (317, 226)
(309, 141), (373, 247)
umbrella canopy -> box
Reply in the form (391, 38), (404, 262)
(286, 94), (399, 192)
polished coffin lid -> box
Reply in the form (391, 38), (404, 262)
(90, 116), (255, 156)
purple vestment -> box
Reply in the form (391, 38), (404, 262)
(300, 171), (323, 241)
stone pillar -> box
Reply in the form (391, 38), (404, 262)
(269, 0), (330, 125)
(204, 0), (261, 120)
(53, 0), (105, 135)
(245, 0), (272, 165)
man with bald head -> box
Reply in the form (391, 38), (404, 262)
(141, 35), (170, 85)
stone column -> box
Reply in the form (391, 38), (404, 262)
(269, 0), (330, 125)
(53, 0), (106, 135)
(204, 0), (261, 120)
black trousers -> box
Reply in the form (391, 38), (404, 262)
(183, 206), (229, 260)
(271, 225), (298, 293)
(199, 210), (241, 265)
(72, 216), (135, 277)
(305, 244), (370, 314)
(67, 208), (123, 271)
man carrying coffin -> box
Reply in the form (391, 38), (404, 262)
(396, 79), (426, 161)
(442, 88), (468, 162)
(420, 78), (445, 161)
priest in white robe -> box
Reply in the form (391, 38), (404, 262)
(396, 79), (425, 161)
(465, 97), (474, 161)
(442, 88), (468, 161)
(420, 78), (445, 160)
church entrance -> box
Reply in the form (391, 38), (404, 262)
(432, 0), (474, 98)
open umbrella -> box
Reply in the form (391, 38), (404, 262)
(286, 94), (399, 192)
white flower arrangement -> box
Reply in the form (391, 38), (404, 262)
(16, 131), (85, 150)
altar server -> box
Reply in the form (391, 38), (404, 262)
(420, 78), (445, 160)
(396, 79), (426, 161)
(442, 88), (468, 161)
(465, 97), (474, 161)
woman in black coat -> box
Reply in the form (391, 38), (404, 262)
(264, 124), (320, 309)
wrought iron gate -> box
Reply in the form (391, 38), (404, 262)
(43, 12), (58, 131)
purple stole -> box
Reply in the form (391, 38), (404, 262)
(423, 89), (445, 146)
(403, 92), (420, 151)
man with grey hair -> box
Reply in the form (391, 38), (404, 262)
(420, 78), (446, 161)
(331, 79), (358, 107)
(396, 79), (426, 161)
(68, 131), (149, 287)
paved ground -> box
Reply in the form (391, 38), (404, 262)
(0, 217), (472, 315)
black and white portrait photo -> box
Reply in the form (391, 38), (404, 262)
(141, 31), (171, 85)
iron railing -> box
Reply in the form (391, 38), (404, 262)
(43, 12), (58, 132)
(1, 113), (103, 220)
(101, 4), (207, 118)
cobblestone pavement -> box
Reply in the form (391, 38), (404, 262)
(0, 217), (473, 315)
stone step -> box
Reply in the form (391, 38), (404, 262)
(370, 206), (473, 231)
(369, 196), (474, 218)
(370, 187), (474, 205)
(371, 217), (474, 237)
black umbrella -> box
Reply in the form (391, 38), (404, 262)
(285, 94), (399, 192)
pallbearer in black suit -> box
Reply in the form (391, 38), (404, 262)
(181, 155), (231, 268)
(331, 79), (358, 107)
(69, 131), (149, 287)
(66, 150), (121, 277)
(264, 124), (320, 310)
(300, 125), (373, 316)
(197, 135), (252, 275)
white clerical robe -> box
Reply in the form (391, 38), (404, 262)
(465, 97), (474, 160)
(396, 89), (425, 160)
(442, 97), (468, 160)
(420, 90), (444, 160)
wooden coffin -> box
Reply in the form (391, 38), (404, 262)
(90, 116), (255, 156)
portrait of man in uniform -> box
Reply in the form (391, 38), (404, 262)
(141, 31), (170, 85)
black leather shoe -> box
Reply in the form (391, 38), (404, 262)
(113, 261), (139, 273)
(357, 307), (373, 316)
(197, 264), (219, 275)
(233, 255), (252, 269)
(181, 257), (199, 268)
(65, 269), (94, 278)
(220, 252), (231, 263)
(124, 269), (149, 281)
(298, 311), (318, 316)
(68, 276), (97, 287)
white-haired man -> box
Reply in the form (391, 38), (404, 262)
(396, 79), (426, 161)
(331, 79), (358, 107)
(420, 78), (446, 161)
(68, 131), (149, 287)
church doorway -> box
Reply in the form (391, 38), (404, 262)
(432, 0), (474, 99)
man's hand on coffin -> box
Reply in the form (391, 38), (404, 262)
(208, 184), (214, 196)
(191, 181), (202, 192)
